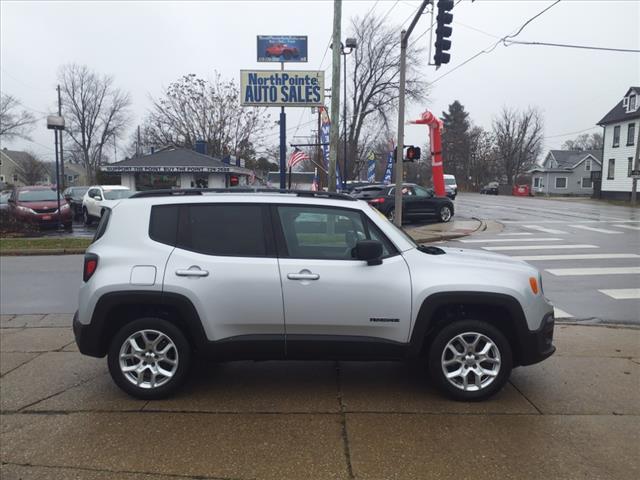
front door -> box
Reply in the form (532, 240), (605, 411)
(273, 204), (412, 358)
(163, 203), (285, 357)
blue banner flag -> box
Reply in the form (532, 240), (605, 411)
(367, 151), (376, 183)
(383, 144), (394, 184)
(319, 107), (341, 188)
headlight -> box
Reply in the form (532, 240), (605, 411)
(17, 205), (35, 214)
(61, 203), (70, 210)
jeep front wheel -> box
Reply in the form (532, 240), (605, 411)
(107, 317), (191, 399)
(428, 320), (512, 401)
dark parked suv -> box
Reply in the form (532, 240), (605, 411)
(367, 183), (454, 223)
(9, 186), (72, 229)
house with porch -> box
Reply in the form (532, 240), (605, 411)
(529, 149), (602, 196)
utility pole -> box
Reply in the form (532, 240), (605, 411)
(394, 0), (430, 226)
(57, 85), (65, 189)
(632, 120), (640, 205)
(279, 61), (287, 189)
(328, 0), (342, 192)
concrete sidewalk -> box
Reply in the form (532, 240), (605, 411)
(1, 313), (638, 479)
(405, 217), (493, 243)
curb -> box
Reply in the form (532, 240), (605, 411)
(0, 248), (87, 256)
(411, 217), (486, 244)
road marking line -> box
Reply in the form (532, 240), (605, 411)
(522, 225), (568, 234)
(612, 224), (640, 231)
(598, 289), (640, 300)
(460, 237), (562, 243)
(497, 232), (534, 236)
(501, 220), (640, 224)
(512, 253), (640, 261)
(554, 307), (573, 319)
(546, 267), (640, 276)
(483, 244), (599, 251)
(568, 225), (623, 234)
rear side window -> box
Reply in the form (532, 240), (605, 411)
(177, 204), (268, 257)
(92, 208), (111, 243)
(149, 205), (179, 246)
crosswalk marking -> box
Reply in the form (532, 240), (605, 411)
(554, 307), (573, 319)
(511, 253), (640, 261)
(612, 224), (640, 231)
(460, 237), (562, 243)
(568, 225), (623, 234)
(501, 220), (640, 224)
(497, 232), (533, 236)
(598, 289), (640, 300)
(483, 244), (599, 251)
(546, 267), (640, 276)
(522, 225), (568, 234)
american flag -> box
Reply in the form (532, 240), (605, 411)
(288, 148), (309, 168)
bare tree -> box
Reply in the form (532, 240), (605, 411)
(561, 132), (603, 151)
(492, 107), (544, 185)
(0, 94), (36, 141)
(468, 126), (499, 189)
(15, 152), (46, 185)
(58, 64), (131, 183)
(143, 73), (270, 162)
(345, 13), (428, 178)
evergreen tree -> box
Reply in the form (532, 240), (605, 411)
(441, 101), (471, 185)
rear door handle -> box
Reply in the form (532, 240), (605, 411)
(176, 266), (209, 277)
(287, 270), (320, 281)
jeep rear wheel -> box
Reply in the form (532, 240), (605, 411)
(107, 317), (191, 399)
(428, 320), (512, 401)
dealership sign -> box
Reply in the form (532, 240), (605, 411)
(240, 70), (324, 107)
(101, 166), (235, 173)
(257, 36), (308, 62)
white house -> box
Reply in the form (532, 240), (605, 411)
(598, 87), (640, 200)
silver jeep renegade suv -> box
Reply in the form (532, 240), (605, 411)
(73, 189), (555, 401)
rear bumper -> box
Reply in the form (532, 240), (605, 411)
(73, 310), (104, 357)
(517, 312), (555, 366)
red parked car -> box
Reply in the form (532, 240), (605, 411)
(8, 186), (72, 230)
(265, 43), (299, 60)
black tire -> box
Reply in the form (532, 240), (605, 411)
(83, 207), (93, 226)
(438, 205), (453, 223)
(386, 207), (396, 223)
(63, 222), (72, 231)
(428, 320), (512, 401)
(107, 317), (191, 400)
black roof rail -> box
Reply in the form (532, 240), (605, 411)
(129, 188), (356, 201)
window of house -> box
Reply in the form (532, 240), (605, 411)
(628, 123), (636, 146)
(630, 94), (637, 111)
(0, 175), (5, 182)
(582, 177), (592, 188)
(555, 177), (567, 189)
(12, 174), (18, 182)
(585, 159), (591, 171)
(629, 158), (634, 177)
(533, 177), (541, 188)
(607, 159), (615, 180)
(612, 126), (620, 147)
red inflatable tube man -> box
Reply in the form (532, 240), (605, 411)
(408, 110), (445, 197)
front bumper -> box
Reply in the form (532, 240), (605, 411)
(517, 312), (555, 366)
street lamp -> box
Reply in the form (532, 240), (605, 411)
(331, 38), (357, 190)
(47, 115), (65, 229)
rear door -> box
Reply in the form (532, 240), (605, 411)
(163, 203), (285, 356)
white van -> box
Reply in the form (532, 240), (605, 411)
(443, 174), (457, 199)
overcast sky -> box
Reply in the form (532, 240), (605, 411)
(1, 0), (638, 164)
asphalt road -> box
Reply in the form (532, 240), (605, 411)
(1, 193), (638, 324)
(450, 193), (640, 325)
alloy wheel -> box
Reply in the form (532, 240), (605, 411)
(440, 206), (452, 222)
(441, 331), (501, 392)
(119, 329), (179, 389)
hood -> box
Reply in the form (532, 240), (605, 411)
(17, 200), (62, 209)
(438, 246), (531, 269)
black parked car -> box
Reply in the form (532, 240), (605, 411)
(63, 186), (89, 219)
(480, 181), (499, 195)
(351, 184), (386, 200)
(367, 183), (454, 223)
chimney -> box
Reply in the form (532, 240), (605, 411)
(195, 140), (207, 156)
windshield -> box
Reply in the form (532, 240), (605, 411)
(17, 190), (62, 202)
(445, 178), (456, 185)
(368, 204), (418, 248)
(70, 187), (88, 198)
(103, 189), (132, 200)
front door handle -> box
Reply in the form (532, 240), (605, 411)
(176, 266), (209, 277)
(287, 270), (320, 281)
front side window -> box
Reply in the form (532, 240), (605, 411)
(612, 126), (620, 147)
(276, 205), (392, 260)
(555, 177), (567, 189)
(628, 123), (636, 146)
(178, 204), (268, 257)
(607, 159), (615, 180)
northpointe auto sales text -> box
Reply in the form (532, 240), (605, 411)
(244, 72), (322, 104)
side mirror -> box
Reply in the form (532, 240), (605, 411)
(354, 240), (383, 266)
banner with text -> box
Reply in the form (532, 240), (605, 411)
(319, 106), (341, 188)
(240, 70), (324, 107)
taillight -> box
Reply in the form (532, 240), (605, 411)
(368, 197), (385, 204)
(83, 253), (98, 282)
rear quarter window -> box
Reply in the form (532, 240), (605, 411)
(149, 205), (179, 246)
(92, 208), (111, 243)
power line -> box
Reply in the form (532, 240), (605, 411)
(543, 126), (599, 139)
(429, 0), (562, 85)
(503, 39), (640, 53)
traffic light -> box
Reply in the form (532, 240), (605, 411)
(434, 0), (454, 66)
(405, 146), (421, 162)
